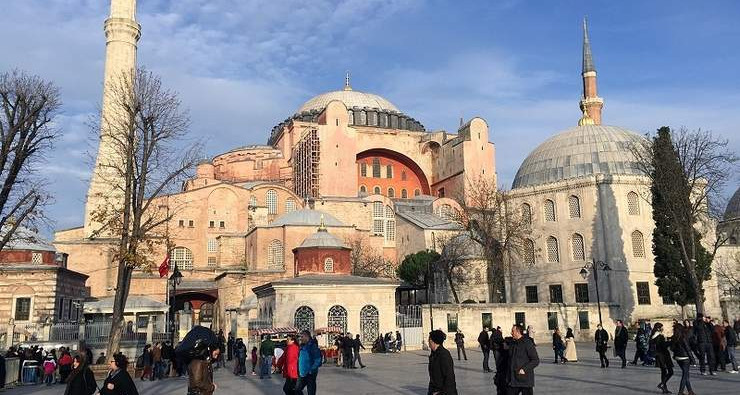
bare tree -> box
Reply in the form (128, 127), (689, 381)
(346, 234), (395, 278)
(455, 176), (529, 303)
(0, 70), (60, 250)
(714, 250), (740, 299)
(434, 233), (476, 304)
(88, 68), (201, 358)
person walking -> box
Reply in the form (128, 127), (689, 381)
(694, 313), (716, 375)
(64, 355), (97, 395)
(295, 330), (322, 395)
(276, 334), (299, 395)
(217, 330), (226, 368)
(711, 319), (727, 372)
(259, 335), (276, 379)
(227, 332), (235, 362)
(454, 330), (467, 361)
(595, 324), (609, 368)
(58, 350), (73, 384)
(723, 320), (738, 373)
(478, 327), (492, 372)
(650, 323), (673, 394)
(42, 355), (57, 386)
(234, 339), (247, 375)
(614, 320), (628, 368)
(507, 324), (540, 395)
(188, 345), (219, 395)
(491, 326), (504, 366)
(427, 329), (457, 395)
(630, 328), (648, 365)
(100, 353), (139, 395)
(564, 328), (578, 363)
(151, 343), (162, 380)
(396, 330), (403, 352)
(552, 328), (565, 363)
(250, 346), (258, 376)
(671, 323), (695, 395)
(139, 345), (153, 381)
(342, 333), (354, 369)
(352, 334), (366, 369)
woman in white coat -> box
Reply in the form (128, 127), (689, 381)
(564, 327), (578, 362)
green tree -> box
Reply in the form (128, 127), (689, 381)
(397, 250), (440, 289)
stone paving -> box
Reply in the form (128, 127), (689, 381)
(5, 343), (739, 394)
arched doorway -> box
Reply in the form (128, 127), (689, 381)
(327, 305), (347, 333)
(360, 305), (379, 344)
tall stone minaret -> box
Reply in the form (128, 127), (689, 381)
(579, 17), (604, 125)
(84, 0), (141, 237)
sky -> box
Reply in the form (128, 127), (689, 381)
(1, 0), (739, 234)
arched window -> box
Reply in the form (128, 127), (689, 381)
(372, 201), (384, 235)
(267, 239), (284, 269)
(546, 236), (559, 263)
(324, 257), (334, 272)
(359, 185), (367, 194)
(327, 305), (348, 333)
(521, 203), (532, 226)
(571, 233), (585, 261)
(544, 199), (556, 222)
(385, 205), (395, 242)
(285, 198), (296, 213)
(372, 158), (381, 178)
(266, 189), (278, 215)
(171, 246), (193, 271)
(249, 195), (257, 207)
(294, 306), (315, 332)
(347, 110), (354, 125)
(373, 186), (381, 195)
(401, 189), (408, 199)
(199, 303), (214, 323)
(568, 195), (581, 218)
(388, 187), (395, 198)
(386, 165), (393, 178)
(414, 189), (421, 197)
(524, 239), (535, 265)
(627, 192), (640, 215)
(401, 171), (407, 181)
(632, 230), (645, 257)
(360, 163), (367, 177)
(360, 305), (379, 344)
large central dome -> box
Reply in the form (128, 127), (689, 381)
(297, 89), (400, 114)
(512, 124), (647, 189)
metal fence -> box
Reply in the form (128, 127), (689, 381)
(396, 305), (424, 348)
(12, 323), (41, 343)
(50, 322), (79, 342)
(3, 358), (20, 388)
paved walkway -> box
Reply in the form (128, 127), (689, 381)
(5, 344), (739, 394)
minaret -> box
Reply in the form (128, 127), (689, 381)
(84, 0), (141, 237)
(579, 17), (604, 125)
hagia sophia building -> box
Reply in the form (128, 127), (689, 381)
(52, 0), (724, 342)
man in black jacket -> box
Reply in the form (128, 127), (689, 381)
(614, 320), (628, 368)
(491, 326), (505, 366)
(723, 320), (738, 373)
(694, 313), (716, 375)
(352, 334), (366, 369)
(478, 327), (492, 372)
(507, 324), (539, 395)
(594, 324), (609, 368)
(428, 330), (457, 395)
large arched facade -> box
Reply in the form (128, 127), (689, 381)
(356, 149), (430, 197)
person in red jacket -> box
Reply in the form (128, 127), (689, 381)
(276, 334), (300, 395)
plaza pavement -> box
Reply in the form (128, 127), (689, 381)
(5, 343), (739, 394)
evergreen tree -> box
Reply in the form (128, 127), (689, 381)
(397, 250), (440, 289)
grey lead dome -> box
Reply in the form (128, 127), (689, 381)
(512, 124), (647, 189)
(297, 89), (400, 114)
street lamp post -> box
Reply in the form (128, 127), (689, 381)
(169, 264), (183, 345)
(580, 258), (611, 328)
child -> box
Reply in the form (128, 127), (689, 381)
(250, 346), (258, 376)
(42, 355), (57, 386)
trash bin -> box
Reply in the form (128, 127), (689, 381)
(21, 361), (38, 385)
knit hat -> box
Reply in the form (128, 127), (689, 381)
(429, 330), (446, 345)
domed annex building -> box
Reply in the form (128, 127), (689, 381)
(716, 187), (740, 318)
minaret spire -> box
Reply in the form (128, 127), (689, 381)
(344, 71), (352, 91)
(84, 0), (141, 237)
(579, 16), (604, 126)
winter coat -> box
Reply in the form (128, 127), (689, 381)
(454, 333), (464, 345)
(614, 327), (628, 350)
(260, 339), (275, 357)
(187, 359), (215, 395)
(428, 345), (457, 395)
(694, 319), (712, 344)
(726, 326), (738, 348)
(635, 333), (649, 351)
(64, 365), (97, 395)
(508, 337), (540, 388)
(711, 325), (727, 350)
(151, 347), (162, 363)
(478, 331), (490, 351)
(298, 339), (322, 377)
(552, 333), (564, 351)
(491, 330), (504, 351)
(100, 369), (139, 395)
(594, 329), (609, 352)
(671, 338), (691, 360)
(651, 333), (673, 368)
(43, 359), (57, 374)
(276, 343), (299, 380)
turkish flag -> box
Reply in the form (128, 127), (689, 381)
(158, 255), (170, 278)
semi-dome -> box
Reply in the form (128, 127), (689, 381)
(512, 124), (646, 189)
(297, 89), (400, 114)
(270, 209), (345, 227)
(724, 187), (740, 221)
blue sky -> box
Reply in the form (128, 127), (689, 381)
(1, 0), (738, 233)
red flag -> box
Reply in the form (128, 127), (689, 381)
(159, 255), (170, 278)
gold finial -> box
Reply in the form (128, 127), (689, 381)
(578, 106), (595, 126)
(344, 71), (352, 91)
(318, 214), (327, 231)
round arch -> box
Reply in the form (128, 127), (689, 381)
(356, 148), (430, 195)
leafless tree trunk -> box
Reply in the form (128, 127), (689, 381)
(715, 251), (740, 299)
(0, 70), (60, 251)
(88, 68), (201, 358)
(434, 234), (474, 304)
(346, 234), (396, 278)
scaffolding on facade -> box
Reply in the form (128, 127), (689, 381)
(292, 128), (320, 199)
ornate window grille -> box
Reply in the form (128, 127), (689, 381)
(521, 203), (532, 226)
(266, 189), (278, 215)
(327, 305), (348, 333)
(171, 247), (193, 271)
(324, 257), (334, 272)
(568, 195), (581, 218)
(631, 230), (645, 257)
(524, 239), (535, 265)
(571, 233), (585, 261)
(294, 306), (315, 332)
(360, 305), (379, 344)
(627, 192), (640, 215)
(546, 236), (559, 263)
(544, 199), (556, 222)
(268, 239), (284, 269)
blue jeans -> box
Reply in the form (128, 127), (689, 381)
(677, 359), (693, 393)
(728, 347), (737, 371)
(259, 356), (273, 378)
(294, 372), (317, 395)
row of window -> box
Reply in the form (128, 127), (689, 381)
(522, 230), (646, 265)
(523, 282), (656, 305)
(359, 160), (408, 180)
(347, 109), (424, 131)
(293, 304), (380, 343)
(359, 185), (421, 198)
(520, 191), (641, 225)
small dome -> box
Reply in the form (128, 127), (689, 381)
(0, 225), (56, 252)
(296, 229), (348, 249)
(270, 209), (345, 227)
(297, 89), (400, 114)
(724, 187), (740, 221)
(512, 124), (647, 189)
